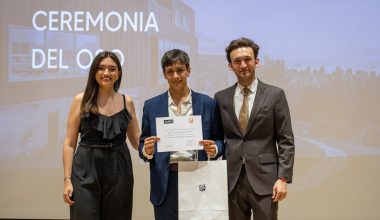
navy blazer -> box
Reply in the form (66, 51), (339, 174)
(138, 90), (224, 206)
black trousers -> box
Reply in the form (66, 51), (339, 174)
(70, 144), (134, 220)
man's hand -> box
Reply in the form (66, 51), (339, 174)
(144, 136), (160, 155)
(199, 140), (217, 157)
(272, 179), (288, 202)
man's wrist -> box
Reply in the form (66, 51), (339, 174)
(209, 144), (219, 158)
(142, 145), (154, 159)
(278, 177), (287, 183)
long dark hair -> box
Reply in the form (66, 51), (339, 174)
(80, 51), (122, 115)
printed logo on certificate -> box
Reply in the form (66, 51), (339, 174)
(156, 115), (203, 152)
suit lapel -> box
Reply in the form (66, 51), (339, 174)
(225, 84), (241, 133)
(246, 80), (267, 133)
(156, 92), (170, 158)
(191, 91), (203, 115)
(157, 92), (169, 118)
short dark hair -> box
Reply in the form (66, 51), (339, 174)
(225, 37), (260, 63)
(161, 49), (190, 71)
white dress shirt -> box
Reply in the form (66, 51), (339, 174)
(168, 90), (196, 163)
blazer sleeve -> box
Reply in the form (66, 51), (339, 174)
(274, 89), (295, 183)
(211, 99), (225, 159)
(138, 102), (152, 162)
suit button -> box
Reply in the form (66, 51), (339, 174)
(241, 156), (245, 164)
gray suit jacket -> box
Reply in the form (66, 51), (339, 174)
(214, 80), (295, 195)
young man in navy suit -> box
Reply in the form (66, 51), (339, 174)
(138, 49), (224, 220)
(215, 37), (295, 220)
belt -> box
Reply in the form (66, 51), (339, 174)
(170, 163), (178, 171)
(79, 142), (124, 148)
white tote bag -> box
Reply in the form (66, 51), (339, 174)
(178, 160), (229, 220)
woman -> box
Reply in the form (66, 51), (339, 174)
(62, 51), (140, 220)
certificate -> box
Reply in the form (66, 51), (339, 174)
(156, 115), (203, 152)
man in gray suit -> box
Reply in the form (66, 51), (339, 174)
(214, 37), (295, 220)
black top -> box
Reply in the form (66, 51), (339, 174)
(79, 94), (132, 146)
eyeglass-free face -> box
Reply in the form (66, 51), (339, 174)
(163, 63), (190, 92)
(95, 57), (120, 88)
(228, 47), (259, 87)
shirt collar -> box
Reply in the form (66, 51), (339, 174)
(236, 78), (258, 94)
(168, 88), (192, 106)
